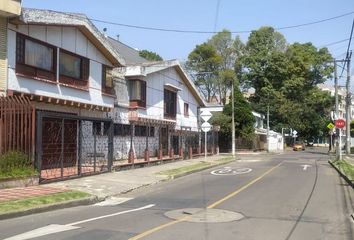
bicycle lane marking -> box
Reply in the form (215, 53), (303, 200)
(129, 161), (283, 240)
(210, 167), (252, 176)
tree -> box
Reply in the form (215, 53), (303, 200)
(186, 43), (222, 102)
(139, 50), (163, 61)
(243, 26), (334, 140)
(243, 26), (288, 96)
(212, 81), (255, 149)
(207, 30), (246, 105)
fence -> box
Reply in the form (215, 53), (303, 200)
(36, 111), (113, 183)
(0, 96), (35, 160)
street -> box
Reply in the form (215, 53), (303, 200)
(1, 149), (353, 240)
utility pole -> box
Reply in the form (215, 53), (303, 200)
(345, 51), (352, 155)
(267, 102), (270, 152)
(334, 60), (340, 160)
(231, 78), (236, 156)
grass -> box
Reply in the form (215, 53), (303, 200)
(158, 156), (234, 178)
(0, 168), (38, 180)
(0, 190), (91, 214)
(331, 159), (354, 181)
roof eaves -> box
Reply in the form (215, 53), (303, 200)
(18, 8), (125, 67)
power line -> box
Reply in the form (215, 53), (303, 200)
(89, 11), (354, 34)
(214, 0), (221, 32)
(339, 14), (354, 78)
(320, 37), (354, 48)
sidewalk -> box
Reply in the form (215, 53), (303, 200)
(0, 152), (269, 219)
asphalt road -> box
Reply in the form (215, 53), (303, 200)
(1, 149), (354, 240)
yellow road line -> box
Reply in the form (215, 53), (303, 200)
(129, 161), (283, 240)
(207, 162), (283, 209)
(129, 216), (190, 240)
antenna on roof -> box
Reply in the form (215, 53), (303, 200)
(103, 28), (107, 38)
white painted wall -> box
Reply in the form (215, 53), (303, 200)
(7, 23), (114, 108)
(140, 67), (200, 131)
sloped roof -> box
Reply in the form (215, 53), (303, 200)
(107, 37), (148, 65)
(12, 8), (125, 67)
(125, 59), (206, 106)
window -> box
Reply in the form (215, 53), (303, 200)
(135, 125), (147, 137)
(128, 80), (146, 108)
(114, 124), (131, 136)
(164, 89), (177, 119)
(93, 122), (111, 135)
(16, 33), (56, 81)
(134, 125), (155, 137)
(93, 122), (102, 135)
(16, 33), (90, 88)
(59, 50), (89, 86)
(149, 126), (155, 137)
(184, 103), (189, 117)
(102, 66), (114, 95)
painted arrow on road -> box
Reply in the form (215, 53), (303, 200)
(301, 164), (311, 171)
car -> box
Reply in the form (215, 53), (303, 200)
(293, 141), (305, 151)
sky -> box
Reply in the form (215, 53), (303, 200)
(22, 0), (354, 81)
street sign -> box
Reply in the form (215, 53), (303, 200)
(335, 119), (345, 129)
(327, 123), (335, 129)
(201, 122), (212, 132)
(292, 130), (297, 137)
(200, 110), (212, 122)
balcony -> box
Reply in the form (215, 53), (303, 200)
(0, 0), (21, 17)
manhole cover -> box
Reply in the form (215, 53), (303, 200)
(165, 208), (244, 223)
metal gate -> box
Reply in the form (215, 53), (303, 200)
(36, 111), (113, 183)
(0, 96), (35, 159)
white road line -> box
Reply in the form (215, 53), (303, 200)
(301, 164), (311, 171)
(68, 204), (155, 226)
(3, 224), (80, 240)
(4, 204), (155, 240)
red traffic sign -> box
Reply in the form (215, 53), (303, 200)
(335, 119), (346, 129)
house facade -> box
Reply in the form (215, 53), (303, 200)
(1, 8), (209, 182)
(107, 38), (206, 162)
(3, 8), (125, 181)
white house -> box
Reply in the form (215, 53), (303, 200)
(3, 8), (125, 181)
(107, 37), (206, 162)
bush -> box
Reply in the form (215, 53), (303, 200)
(0, 151), (37, 179)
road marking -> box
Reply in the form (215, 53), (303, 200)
(207, 162), (282, 209)
(301, 164), (311, 171)
(3, 225), (80, 240)
(211, 167), (252, 175)
(4, 204), (155, 240)
(68, 204), (155, 226)
(129, 161), (283, 240)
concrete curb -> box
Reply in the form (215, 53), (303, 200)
(0, 195), (102, 220)
(328, 160), (354, 189)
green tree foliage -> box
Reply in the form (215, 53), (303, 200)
(243, 27), (334, 140)
(207, 30), (245, 105)
(139, 50), (163, 61)
(212, 82), (255, 148)
(186, 43), (222, 101)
